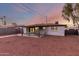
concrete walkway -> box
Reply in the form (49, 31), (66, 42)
(0, 34), (39, 39)
(0, 34), (17, 39)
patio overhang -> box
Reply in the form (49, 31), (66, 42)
(26, 23), (67, 28)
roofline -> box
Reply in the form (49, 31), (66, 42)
(26, 24), (67, 27)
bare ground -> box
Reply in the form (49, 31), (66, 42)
(0, 35), (79, 56)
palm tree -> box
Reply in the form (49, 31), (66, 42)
(3, 16), (6, 25)
(0, 17), (4, 25)
(0, 16), (6, 25)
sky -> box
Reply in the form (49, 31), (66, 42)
(0, 3), (73, 26)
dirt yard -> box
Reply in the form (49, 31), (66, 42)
(0, 35), (79, 56)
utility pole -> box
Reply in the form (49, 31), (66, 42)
(3, 16), (6, 25)
(0, 17), (3, 25)
(0, 16), (6, 25)
(45, 16), (47, 24)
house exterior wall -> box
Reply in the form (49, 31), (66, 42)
(40, 29), (46, 35)
(46, 27), (66, 36)
(23, 27), (27, 34)
(24, 26), (66, 36)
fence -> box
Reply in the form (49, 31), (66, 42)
(65, 29), (79, 36)
(0, 27), (21, 36)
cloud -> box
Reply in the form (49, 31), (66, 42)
(10, 3), (67, 25)
(26, 15), (44, 25)
(26, 5), (64, 25)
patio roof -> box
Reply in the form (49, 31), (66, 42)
(25, 23), (67, 28)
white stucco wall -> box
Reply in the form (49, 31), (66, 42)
(23, 27), (27, 34)
(24, 26), (66, 36)
(46, 27), (66, 36)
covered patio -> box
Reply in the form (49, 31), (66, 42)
(19, 24), (67, 37)
(19, 25), (47, 37)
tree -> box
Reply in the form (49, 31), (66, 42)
(62, 3), (79, 27)
(55, 21), (59, 24)
(74, 4), (79, 25)
(74, 4), (79, 16)
(62, 4), (73, 22)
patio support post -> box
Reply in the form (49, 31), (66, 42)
(34, 27), (35, 34)
(28, 27), (30, 36)
(38, 27), (40, 37)
(21, 26), (23, 36)
(25, 27), (27, 35)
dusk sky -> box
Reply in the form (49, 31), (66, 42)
(0, 3), (73, 26)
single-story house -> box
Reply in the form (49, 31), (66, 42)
(18, 23), (67, 37)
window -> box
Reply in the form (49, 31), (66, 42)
(30, 28), (35, 32)
(51, 26), (58, 31)
(35, 27), (39, 30)
(35, 27), (39, 32)
(43, 27), (46, 29)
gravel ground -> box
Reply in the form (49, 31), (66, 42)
(0, 35), (79, 56)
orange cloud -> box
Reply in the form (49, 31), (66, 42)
(26, 15), (45, 25)
(26, 4), (70, 25)
(26, 7), (64, 25)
